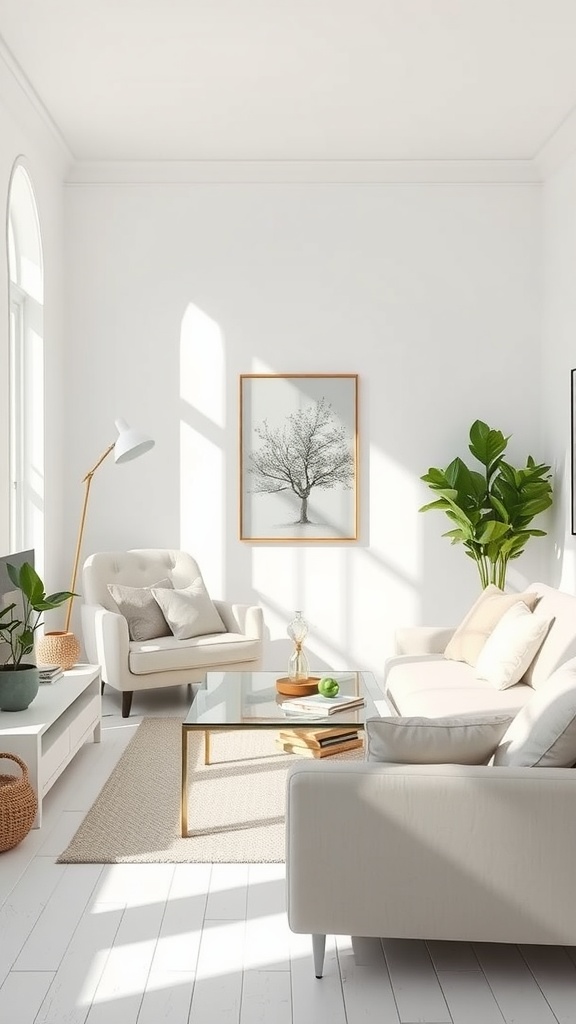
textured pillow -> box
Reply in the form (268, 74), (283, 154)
(152, 577), (226, 640)
(444, 584), (539, 666)
(475, 602), (553, 690)
(494, 659), (576, 767)
(107, 578), (173, 641)
(366, 714), (514, 765)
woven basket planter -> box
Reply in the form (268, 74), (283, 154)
(0, 753), (38, 852)
(36, 631), (81, 672)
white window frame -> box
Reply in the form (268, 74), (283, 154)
(7, 162), (44, 564)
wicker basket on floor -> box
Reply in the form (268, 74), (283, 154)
(0, 753), (38, 852)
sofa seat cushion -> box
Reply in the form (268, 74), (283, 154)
(386, 657), (534, 718)
(129, 632), (261, 674)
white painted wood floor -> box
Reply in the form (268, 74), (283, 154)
(2, 684), (576, 1024)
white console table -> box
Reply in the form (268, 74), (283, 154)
(0, 663), (101, 827)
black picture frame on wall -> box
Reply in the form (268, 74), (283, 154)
(572, 369), (576, 535)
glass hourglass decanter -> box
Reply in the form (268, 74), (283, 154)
(287, 610), (310, 681)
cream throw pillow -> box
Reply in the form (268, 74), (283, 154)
(475, 602), (553, 690)
(107, 578), (173, 642)
(366, 714), (514, 765)
(444, 584), (539, 666)
(152, 577), (226, 640)
(494, 658), (576, 767)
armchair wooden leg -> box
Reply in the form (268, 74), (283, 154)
(101, 680), (106, 694)
(312, 934), (326, 979)
(121, 691), (134, 718)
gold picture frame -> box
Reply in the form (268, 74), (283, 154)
(239, 373), (358, 542)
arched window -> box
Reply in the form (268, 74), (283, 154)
(7, 163), (44, 563)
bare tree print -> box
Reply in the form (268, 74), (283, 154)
(248, 398), (354, 525)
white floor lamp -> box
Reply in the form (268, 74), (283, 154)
(36, 418), (155, 670)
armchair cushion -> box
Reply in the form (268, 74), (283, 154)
(152, 577), (226, 639)
(366, 713), (513, 765)
(107, 578), (173, 641)
(129, 632), (261, 674)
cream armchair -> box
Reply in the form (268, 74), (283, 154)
(81, 549), (264, 717)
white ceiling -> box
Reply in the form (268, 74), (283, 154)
(2, 0), (576, 164)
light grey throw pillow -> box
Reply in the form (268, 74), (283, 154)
(493, 658), (576, 767)
(366, 714), (514, 765)
(152, 577), (226, 640)
(107, 578), (173, 642)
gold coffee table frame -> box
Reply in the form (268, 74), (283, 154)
(180, 670), (379, 838)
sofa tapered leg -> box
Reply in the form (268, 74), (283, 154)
(121, 691), (134, 718)
(312, 934), (326, 978)
(101, 680), (106, 694)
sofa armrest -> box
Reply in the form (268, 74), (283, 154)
(81, 603), (132, 690)
(213, 601), (264, 639)
(393, 625), (455, 655)
(286, 761), (576, 945)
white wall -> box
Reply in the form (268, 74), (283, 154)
(63, 181), (543, 679)
(0, 59), (69, 592)
(541, 153), (576, 591)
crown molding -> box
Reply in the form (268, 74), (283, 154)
(0, 33), (73, 161)
(65, 158), (540, 186)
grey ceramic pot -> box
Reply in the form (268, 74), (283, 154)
(0, 664), (40, 711)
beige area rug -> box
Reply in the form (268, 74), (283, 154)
(58, 717), (364, 864)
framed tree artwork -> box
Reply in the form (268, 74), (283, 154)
(239, 373), (358, 542)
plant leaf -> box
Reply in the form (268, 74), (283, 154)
(477, 520), (510, 543)
(19, 562), (44, 604)
(43, 591), (76, 607)
(469, 420), (508, 469)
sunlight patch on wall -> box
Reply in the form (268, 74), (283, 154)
(369, 445), (421, 582)
(180, 304), (225, 428)
(179, 303), (226, 595)
(180, 420), (223, 596)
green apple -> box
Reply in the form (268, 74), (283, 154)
(318, 676), (340, 698)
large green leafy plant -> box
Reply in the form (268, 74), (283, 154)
(0, 562), (74, 669)
(420, 420), (553, 590)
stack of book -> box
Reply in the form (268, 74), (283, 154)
(38, 663), (64, 684)
(280, 692), (366, 716)
(277, 726), (363, 758)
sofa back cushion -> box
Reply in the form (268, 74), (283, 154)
(444, 585), (539, 667)
(522, 584), (576, 690)
(83, 549), (203, 611)
(494, 658), (576, 767)
(474, 603), (553, 690)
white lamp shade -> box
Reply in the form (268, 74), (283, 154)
(113, 418), (155, 464)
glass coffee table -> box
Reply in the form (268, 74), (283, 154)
(181, 669), (381, 836)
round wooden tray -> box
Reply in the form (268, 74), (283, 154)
(275, 676), (320, 696)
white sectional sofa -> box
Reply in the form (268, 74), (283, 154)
(286, 581), (576, 977)
(384, 582), (576, 718)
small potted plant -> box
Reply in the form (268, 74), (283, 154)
(0, 562), (75, 711)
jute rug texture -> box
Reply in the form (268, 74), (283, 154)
(58, 717), (363, 864)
